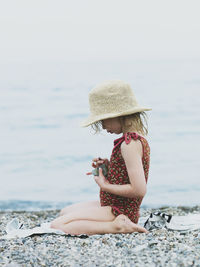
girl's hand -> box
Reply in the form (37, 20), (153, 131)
(92, 157), (109, 169)
(86, 157), (109, 176)
(94, 168), (110, 190)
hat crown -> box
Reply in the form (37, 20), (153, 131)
(81, 80), (151, 127)
(89, 80), (139, 116)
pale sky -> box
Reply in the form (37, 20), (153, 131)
(0, 0), (200, 63)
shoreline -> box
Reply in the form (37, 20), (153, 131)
(0, 206), (200, 266)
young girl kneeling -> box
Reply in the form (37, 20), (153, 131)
(51, 80), (151, 235)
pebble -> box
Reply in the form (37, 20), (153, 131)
(0, 206), (200, 266)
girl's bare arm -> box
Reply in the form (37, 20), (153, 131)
(96, 140), (146, 198)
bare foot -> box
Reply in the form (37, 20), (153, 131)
(113, 214), (148, 234)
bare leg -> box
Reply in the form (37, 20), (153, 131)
(55, 215), (148, 235)
(51, 206), (148, 235)
(51, 206), (115, 229)
(60, 220), (115, 235)
(60, 200), (100, 216)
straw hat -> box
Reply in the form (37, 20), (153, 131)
(81, 80), (151, 127)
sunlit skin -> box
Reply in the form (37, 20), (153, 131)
(50, 117), (148, 235)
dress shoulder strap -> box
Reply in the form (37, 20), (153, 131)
(113, 132), (139, 151)
(112, 132), (149, 157)
(124, 132), (139, 144)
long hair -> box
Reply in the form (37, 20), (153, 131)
(91, 112), (148, 135)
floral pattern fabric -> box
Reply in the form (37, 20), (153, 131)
(100, 132), (150, 223)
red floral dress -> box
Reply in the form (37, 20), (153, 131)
(100, 132), (150, 223)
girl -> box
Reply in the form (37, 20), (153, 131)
(51, 80), (151, 235)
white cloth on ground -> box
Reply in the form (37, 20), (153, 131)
(1, 211), (200, 239)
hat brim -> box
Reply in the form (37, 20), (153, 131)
(81, 107), (152, 127)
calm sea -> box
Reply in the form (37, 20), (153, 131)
(0, 59), (199, 211)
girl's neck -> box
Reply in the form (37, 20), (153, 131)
(122, 126), (137, 134)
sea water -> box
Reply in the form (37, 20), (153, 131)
(0, 59), (199, 211)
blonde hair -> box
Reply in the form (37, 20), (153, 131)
(91, 112), (148, 136)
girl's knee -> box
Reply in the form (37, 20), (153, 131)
(50, 220), (58, 229)
(59, 207), (68, 216)
(50, 220), (62, 230)
(50, 218), (62, 229)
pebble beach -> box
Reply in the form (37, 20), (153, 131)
(0, 206), (200, 267)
